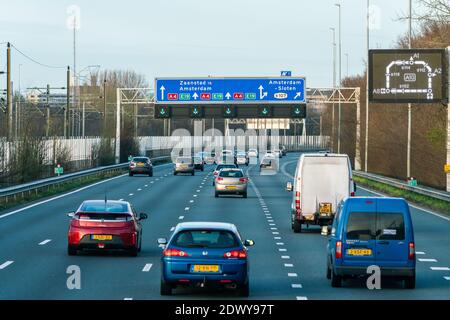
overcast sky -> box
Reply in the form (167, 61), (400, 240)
(0, 0), (415, 92)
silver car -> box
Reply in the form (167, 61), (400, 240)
(236, 152), (248, 166)
(174, 157), (195, 176)
(214, 168), (248, 198)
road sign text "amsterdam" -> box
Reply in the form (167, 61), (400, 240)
(155, 77), (306, 104)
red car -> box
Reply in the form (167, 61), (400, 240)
(67, 200), (148, 256)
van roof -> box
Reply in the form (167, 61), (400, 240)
(303, 153), (348, 158)
(344, 197), (409, 212)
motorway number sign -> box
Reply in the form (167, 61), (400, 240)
(369, 49), (447, 103)
(155, 77), (306, 104)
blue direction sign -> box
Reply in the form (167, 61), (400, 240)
(155, 77), (306, 104)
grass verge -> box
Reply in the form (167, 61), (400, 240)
(354, 175), (450, 216)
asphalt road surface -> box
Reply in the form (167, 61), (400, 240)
(0, 153), (449, 300)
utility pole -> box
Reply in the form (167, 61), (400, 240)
(46, 84), (50, 137)
(66, 66), (70, 138)
(335, 3), (342, 153)
(365, 0), (370, 172)
(103, 79), (107, 134)
(18, 64), (22, 138)
(82, 101), (85, 137)
(406, 0), (412, 179)
(7, 42), (12, 140)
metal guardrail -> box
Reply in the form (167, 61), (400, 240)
(354, 171), (450, 203)
(0, 156), (171, 202)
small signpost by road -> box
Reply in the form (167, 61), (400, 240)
(54, 164), (64, 176)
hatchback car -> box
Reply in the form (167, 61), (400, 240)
(236, 151), (249, 166)
(67, 200), (148, 256)
(129, 157), (153, 177)
(193, 156), (205, 171)
(158, 222), (254, 296)
(174, 157), (195, 176)
(212, 163), (239, 186)
(215, 168), (248, 198)
(327, 197), (415, 289)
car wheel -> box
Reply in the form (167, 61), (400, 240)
(243, 192), (247, 198)
(68, 245), (77, 256)
(405, 273), (416, 289)
(129, 172), (133, 177)
(201, 167), (204, 172)
(326, 258), (332, 279)
(138, 233), (142, 252)
(174, 172), (177, 176)
(212, 181), (215, 186)
(129, 246), (138, 257)
(149, 171), (153, 177)
(215, 192), (219, 198)
(293, 220), (302, 233)
(192, 171), (195, 176)
(238, 281), (249, 297)
(330, 267), (342, 287)
(160, 279), (173, 296)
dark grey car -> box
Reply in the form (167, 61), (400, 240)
(129, 157), (153, 176)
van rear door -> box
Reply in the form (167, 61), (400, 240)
(342, 210), (377, 267)
(375, 212), (409, 267)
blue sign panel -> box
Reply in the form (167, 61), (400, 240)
(155, 77), (306, 104)
(281, 71), (292, 77)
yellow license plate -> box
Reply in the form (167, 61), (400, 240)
(226, 186), (237, 189)
(193, 265), (220, 273)
(137, 163), (144, 167)
(319, 203), (332, 215)
(347, 249), (372, 256)
(92, 235), (113, 241)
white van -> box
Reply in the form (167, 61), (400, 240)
(286, 153), (356, 233)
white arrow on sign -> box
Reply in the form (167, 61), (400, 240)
(193, 93), (199, 100)
(160, 86), (165, 101)
(258, 85), (268, 100)
(225, 92), (231, 100)
(294, 92), (302, 100)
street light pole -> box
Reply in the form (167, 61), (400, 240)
(365, 0), (370, 172)
(335, 3), (342, 153)
(330, 27), (336, 151)
(406, 0), (412, 179)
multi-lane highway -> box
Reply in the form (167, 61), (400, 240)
(0, 153), (449, 300)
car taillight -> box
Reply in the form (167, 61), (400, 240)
(224, 250), (247, 259)
(295, 191), (301, 218)
(130, 161), (136, 167)
(350, 192), (355, 197)
(78, 214), (90, 220)
(336, 241), (342, 259)
(217, 177), (223, 182)
(163, 248), (190, 257)
(408, 242), (415, 260)
(239, 178), (248, 183)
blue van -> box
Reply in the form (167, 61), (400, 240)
(326, 197), (415, 289)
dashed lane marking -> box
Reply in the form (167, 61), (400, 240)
(185, 207), (190, 211)
(142, 264), (153, 272)
(281, 256), (290, 259)
(418, 259), (437, 262)
(39, 239), (52, 246)
(170, 227), (175, 232)
(179, 216), (184, 220)
(284, 264), (294, 267)
(129, 193), (134, 196)
(291, 284), (303, 288)
(430, 267), (450, 271)
(0, 261), (14, 270)
(288, 273), (298, 277)
(296, 296), (308, 300)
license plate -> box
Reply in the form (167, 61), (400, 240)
(180, 165), (187, 169)
(92, 235), (113, 241)
(137, 163), (144, 167)
(226, 186), (237, 190)
(347, 248), (372, 256)
(319, 203), (332, 215)
(193, 265), (220, 273)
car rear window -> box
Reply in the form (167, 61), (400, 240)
(346, 212), (376, 240)
(173, 230), (240, 248)
(80, 202), (128, 213)
(216, 164), (236, 170)
(77, 213), (132, 221)
(133, 157), (148, 162)
(219, 170), (243, 178)
(377, 213), (405, 240)
(177, 157), (192, 164)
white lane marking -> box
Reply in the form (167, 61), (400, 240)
(272, 232), (279, 235)
(269, 223), (276, 226)
(418, 258), (437, 262)
(129, 193), (134, 196)
(416, 251), (426, 255)
(444, 276), (450, 280)
(142, 263), (153, 272)
(281, 256), (290, 259)
(296, 296), (308, 300)
(0, 261), (14, 270)
(358, 186), (450, 222)
(118, 198), (124, 201)
(431, 267), (450, 271)
(124, 298), (133, 300)
(274, 237), (282, 240)
(193, 195), (198, 197)
(151, 181), (155, 184)
(270, 227), (278, 230)
(190, 200), (194, 203)
(279, 248), (287, 252)
(288, 273), (298, 277)
(170, 227), (175, 232)
(284, 264), (294, 267)
(292, 284), (303, 288)
(276, 242), (285, 246)
(39, 239), (52, 246)
(137, 189), (142, 191)
(185, 207), (190, 211)
(179, 216), (184, 220)
(196, 190), (200, 192)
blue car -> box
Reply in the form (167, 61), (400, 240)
(327, 197), (416, 288)
(158, 222), (254, 296)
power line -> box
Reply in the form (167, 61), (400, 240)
(11, 44), (67, 69)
